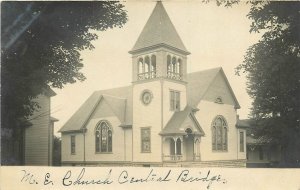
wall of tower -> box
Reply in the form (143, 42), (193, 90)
(132, 80), (163, 163)
(162, 80), (187, 127)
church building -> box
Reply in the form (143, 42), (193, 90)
(59, 2), (247, 167)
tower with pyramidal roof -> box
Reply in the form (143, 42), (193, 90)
(130, 2), (190, 162)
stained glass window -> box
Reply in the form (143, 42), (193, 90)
(95, 121), (112, 153)
(141, 128), (151, 152)
(212, 116), (228, 151)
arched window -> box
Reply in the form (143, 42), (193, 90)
(144, 56), (150, 73)
(172, 57), (177, 73)
(177, 59), (182, 74)
(167, 55), (171, 73)
(212, 116), (228, 151)
(150, 55), (156, 75)
(95, 121), (112, 153)
(138, 58), (144, 74)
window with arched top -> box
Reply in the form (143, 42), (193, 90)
(167, 55), (171, 73)
(151, 55), (156, 73)
(212, 116), (228, 151)
(95, 121), (112, 153)
(150, 55), (156, 79)
(137, 55), (157, 80)
(166, 55), (183, 81)
(138, 58), (144, 74)
(172, 57), (177, 73)
(144, 56), (150, 74)
(177, 59), (182, 74)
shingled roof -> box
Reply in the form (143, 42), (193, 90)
(59, 68), (239, 133)
(187, 67), (221, 107)
(160, 106), (205, 136)
(129, 2), (189, 54)
(59, 86), (132, 132)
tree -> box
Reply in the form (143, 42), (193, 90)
(236, 1), (300, 166)
(1, 1), (127, 127)
(1, 2), (127, 164)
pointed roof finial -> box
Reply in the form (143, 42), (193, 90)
(129, 1), (190, 55)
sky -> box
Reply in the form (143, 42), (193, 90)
(51, 1), (262, 136)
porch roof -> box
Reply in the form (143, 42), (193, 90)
(160, 106), (205, 136)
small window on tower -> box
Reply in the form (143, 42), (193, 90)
(151, 55), (156, 71)
(138, 58), (144, 74)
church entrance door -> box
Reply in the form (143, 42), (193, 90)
(185, 135), (194, 161)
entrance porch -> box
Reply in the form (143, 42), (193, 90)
(162, 134), (201, 162)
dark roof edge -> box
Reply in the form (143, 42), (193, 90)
(44, 86), (56, 97)
(189, 113), (205, 136)
(58, 95), (103, 133)
(219, 68), (241, 109)
(129, 43), (190, 55)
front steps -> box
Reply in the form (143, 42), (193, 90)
(162, 160), (247, 167)
(62, 160), (247, 167)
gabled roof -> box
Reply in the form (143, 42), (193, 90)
(59, 86), (132, 133)
(160, 106), (205, 136)
(187, 67), (222, 106)
(162, 68), (241, 135)
(101, 94), (126, 123)
(129, 2), (189, 55)
(187, 67), (240, 109)
(59, 67), (240, 133)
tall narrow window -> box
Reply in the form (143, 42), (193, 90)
(212, 116), (228, 151)
(170, 90), (180, 111)
(177, 59), (182, 74)
(144, 56), (150, 79)
(172, 57), (177, 73)
(138, 58), (143, 74)
(141, 128), (151, 152)
(151, 55), (156, 75)
(240, 131), (244, 152)
(175, 92), (180, 110)
(95, 121), (112, 153)
(71, 135), (76, 155)
(170, 90), (175, 111)
(167, 55), (171, 74)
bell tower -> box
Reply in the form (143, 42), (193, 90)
(129, 2), (190, 163)
(129, 1), (190, 82)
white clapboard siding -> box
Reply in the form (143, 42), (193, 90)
(24, 94), (51, 165)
